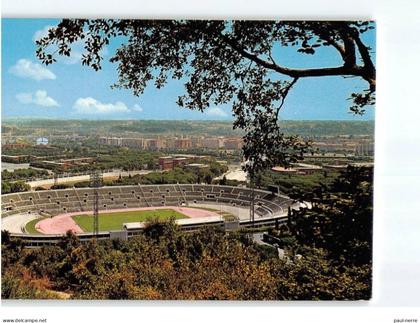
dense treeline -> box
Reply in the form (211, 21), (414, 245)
(287, 166), (373, 266)
(109, 162), (227, 186)
(256, 169), (340, 195)
(1, 169), (49, 181)
(46, 162), (228, 189)
(1, 166), (372, 300)
(2, 146), (61, 158)
(1, 223), (370, 300)
(3, 119), (374, 137)
(4, 144), (162, 173)
(1, 181), (31, 195)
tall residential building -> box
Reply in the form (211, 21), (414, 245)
(174, 138), (192, 149)
(121, 137), (144, 149)
(146, 138), (166, 150)
(223, 137), (243, 150)
(202, 137), (222, 149)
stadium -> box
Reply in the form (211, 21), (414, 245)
(1, 184), (296, 246)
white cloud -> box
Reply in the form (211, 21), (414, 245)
(16, 90), (59, 107)
(132, 104), (143, 112)
(15, 92), (33, 104)
(9, 59), (56, 81)
(33, 25), (56, 42)
(73, 97), (130, 114)
(206, 107), (228, 118)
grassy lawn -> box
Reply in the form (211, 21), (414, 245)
(25, 218), (42, 234)
(72, 209), (187, 232)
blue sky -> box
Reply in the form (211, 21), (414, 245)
(1, 19), (375, 121)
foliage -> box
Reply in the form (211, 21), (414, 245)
(257, 169), (340, 195)
(2, 119), (375, 137)
(272, 247), (371, 300)
(36, 20), (375, 173)
(2, 220), (371, 300)
(1, 180), (31, 194)
(95, 150), (159, 171)
(50, 184), (72, 190)
(108, 162), (227, 186)
(214, 177), (243, 187)
(286, 165), (373, 266)
(1, 168), (49, 181)
(1, 161), (373, 301)
(74, 181), (91, 188)
(2, 269), (60, 299)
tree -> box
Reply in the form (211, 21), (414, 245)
(287, 165), (373, 266)
(1, 180), (31, 194)
(36, 20), (375, 174)
(1, 221), (371, 300)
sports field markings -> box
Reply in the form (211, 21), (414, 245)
(25, 218), (43, 234)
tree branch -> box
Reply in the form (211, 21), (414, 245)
(221, 35), (364, 80)
(353, 35), (376, 90)
(326, 39), (346, 60)
(354, 36), (375, 70)
(275, 77), (299, 120)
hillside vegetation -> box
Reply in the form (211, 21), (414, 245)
(2, 119), (374, 137)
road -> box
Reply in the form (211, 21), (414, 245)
(2, 162), (31, 172)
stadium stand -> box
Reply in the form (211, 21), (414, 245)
(3, 185), (289, 215)
(1, 184), (293, 224)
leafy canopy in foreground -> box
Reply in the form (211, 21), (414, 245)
(36, 20), (375, 173)
(287, 165), (373, 266)
(2, 223), (371, 300)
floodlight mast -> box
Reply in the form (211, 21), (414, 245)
(247, 159), (255, 226)
(90, 170), (102, 237)
(53, 172), (58, 187)
(250, 175), (255, 225)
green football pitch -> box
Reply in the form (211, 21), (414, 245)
(25, 218), (42, 234)
(72, 209), (187, 232)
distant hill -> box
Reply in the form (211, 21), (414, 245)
(2, 119), (374, 137)
(276, 120), (374, 137)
